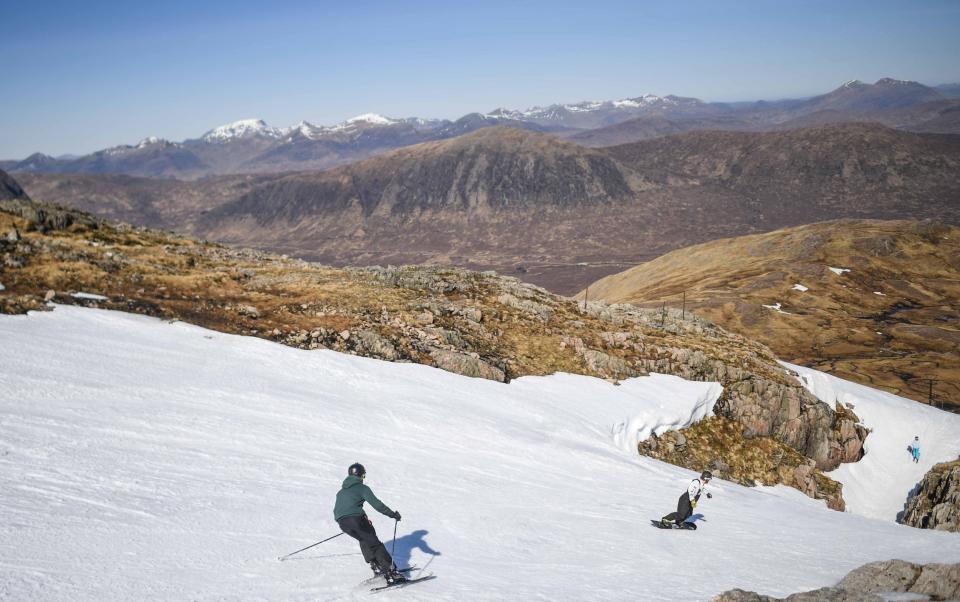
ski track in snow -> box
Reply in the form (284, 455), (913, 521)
(1, 306), (959, 601)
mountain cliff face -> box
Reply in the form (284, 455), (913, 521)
(204, 127), (640, 223)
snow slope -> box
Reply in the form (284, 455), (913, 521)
(785, 362), (960, 522)
(1, 306), (959, 601)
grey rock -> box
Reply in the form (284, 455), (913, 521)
(714, 560), (960, 601)
(429, 348), (505, 382)
(578, 348), (637, 379)
(785, 588), (880, 601)
(912, 563), (960, 600)
(353, 330), (399, 361)
(497, 293), (554, 323)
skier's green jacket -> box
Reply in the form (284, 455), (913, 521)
(333, 475), (396, 521)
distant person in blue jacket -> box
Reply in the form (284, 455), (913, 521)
(910, 436), (920, 464)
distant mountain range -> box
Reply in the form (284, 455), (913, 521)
(19, 122), (960, 293)
(5, 78), (959, 179)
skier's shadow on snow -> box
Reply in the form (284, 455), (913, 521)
(688, 513), (706, 524)
(390, 529), (441, 569)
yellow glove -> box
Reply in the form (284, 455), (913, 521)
(691, 500), (697, 509)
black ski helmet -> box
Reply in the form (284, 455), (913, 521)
(700, 470), (713, 481)
(348, 463), (366, 478)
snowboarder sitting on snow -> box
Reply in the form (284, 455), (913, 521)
(334, 463), (406, 584)
(660, 470), (713, 529)
(910, 436), (921, 464)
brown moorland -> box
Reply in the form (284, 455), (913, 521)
(580, 220), (960, 410)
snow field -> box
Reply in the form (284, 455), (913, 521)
(1, 306), (959, 601)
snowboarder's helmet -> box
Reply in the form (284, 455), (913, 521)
(700, 470), (713, 481)
(348, 463), (366, 478)
(915, 436), (919, 440)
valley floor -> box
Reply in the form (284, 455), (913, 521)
(1, 306), (958, 601)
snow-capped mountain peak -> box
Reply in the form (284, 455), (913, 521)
(202, 119), (282, 143)
(136, 136), (163, 148)
(345, 113), (398, 125)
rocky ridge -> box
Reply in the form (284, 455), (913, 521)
(0, 198), (869, 506)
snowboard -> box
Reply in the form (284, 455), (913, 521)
(371, 574), (436, 593)
(650, 519), (696, 530)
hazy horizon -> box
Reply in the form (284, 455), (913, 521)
(2, 0), (959, 159)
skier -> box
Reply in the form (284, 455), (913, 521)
(660, 470), (713, 529)
(911, 436), (921, 464)
(333, 463), (406, 584)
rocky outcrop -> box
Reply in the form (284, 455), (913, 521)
(0, 169), (30, 201)
(718, 375), (868, 471)
(0, 197), (98, 233)
(581, 303), (868, 472)
(714, 560), (960, 601)
(900, 460), (960, 531)
(640, 417), (846, 510)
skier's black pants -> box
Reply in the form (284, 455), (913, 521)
(337, 514), (394, 570)
(662, 492), (693, 525)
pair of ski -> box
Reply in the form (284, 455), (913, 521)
(365, 566), (437, 593)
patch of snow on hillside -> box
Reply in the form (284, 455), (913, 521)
(829, 267), (851, 276)
(784, 362), (960, 522)
(70, 292), (108, 301)
(762, 302), (792, 314)
(874, 291), (886, 296)
(793, 284), (809, 292)
(2, 306), (959, 601)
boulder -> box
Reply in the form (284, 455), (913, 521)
(236, 305), (260, 319)
(714, 560), (960, 601)
(353, 330), (399, 361)
(836, 559), (921, 593)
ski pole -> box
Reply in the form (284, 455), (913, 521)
(278, 532), (344, 561)
(391, 518), (398, 570)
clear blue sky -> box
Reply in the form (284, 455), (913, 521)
(1, 0), (958, 158)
